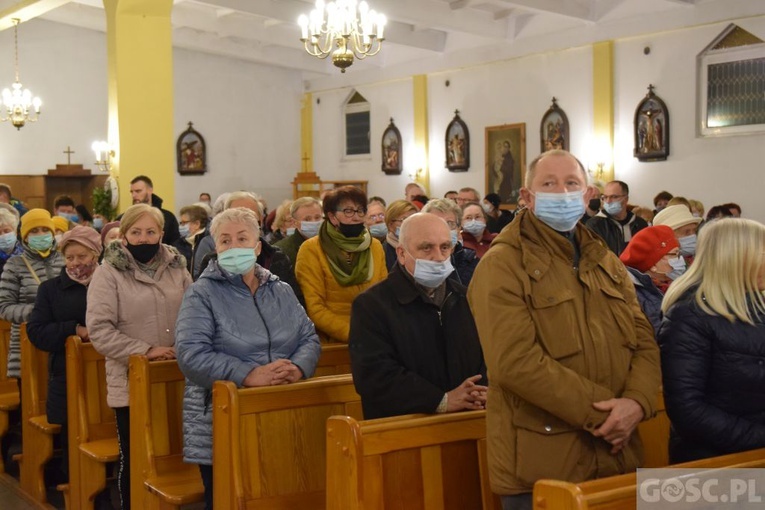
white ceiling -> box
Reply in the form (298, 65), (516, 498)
(0, 0), (764, 89)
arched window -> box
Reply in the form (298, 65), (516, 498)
(344, 91), (370, 156)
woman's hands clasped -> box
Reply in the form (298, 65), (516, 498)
(243, 359), (303, 387)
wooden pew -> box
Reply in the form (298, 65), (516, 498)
(128, 355), (204, 509)
(18, 323), (62, 503)
(213, 374), (362, 509)
(0, 318), (19, 474)
(65, 336), (119, 510)
(326, 410), (501, 510)
(637, 389), (670, 468)
(533, 447), (765, 510)
(314, 343), (351, 377)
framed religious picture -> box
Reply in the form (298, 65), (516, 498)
(177, 121), (207, 174)
(381, 118), (402, 175)
(445, 110), (470, 172)
(540, 97), (569, 152)
(485, 123), (526, 205)
(634, 85), (670, 162)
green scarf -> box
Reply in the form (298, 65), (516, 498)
(319, 220), (373, 286)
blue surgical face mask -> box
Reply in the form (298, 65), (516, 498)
(603, 200), (623, 216)
(0, 232), (16, 252)
(93, 217), (104, 231)
(62, 212), (79, 223)
(218, 247), (257, 275)
(286, 227), (296, 237)
(407, 251), (454, 288)
(462, 220), (486, 238)
(678, 234), (697, 257)
(299, 220), (321, 238)
(369, 223), (388, 238)
(178, 224), (191, 239)
(450, 230), (458, 246)
(667, 256), (687, 280)
(27, 232), (54, 252)
(532, 191), (585, 232)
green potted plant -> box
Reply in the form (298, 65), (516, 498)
(92, 184), (116, 221)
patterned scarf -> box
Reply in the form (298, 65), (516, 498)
(318, 221), (373, 286)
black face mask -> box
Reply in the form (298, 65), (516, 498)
(126, 241), (160, 264)
(588, 198), (601, 211)
(337, 222), (366, 238)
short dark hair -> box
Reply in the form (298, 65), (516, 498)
(131, 175), (153, 188)
(75, 204), (93, 223)
(721, 202), (741, 213)
(707, 205), (734, 220)
(444, 190), (458, 198)
(653, 191), (673, 206)
(180, 205), (209, 228)
(368, 196), (386, 207)
(54, 195), (75, 209)
(199, 192), (211, 201)
(323, 185), (367, 217)
(609, 180), (629, 195)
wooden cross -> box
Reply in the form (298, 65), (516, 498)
(301, 152), (311, 172)
(63, 146), (75, 165)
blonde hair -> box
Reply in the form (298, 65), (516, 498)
(0, 207), (19, 230)
(688, 199), (705, 217)
(631, 206), (654, 224)
(422, 198), (462, 227)
(290, 196), (322, 217)
(119, 204), (164, 235)
(272, 200), (293, 231)
(210, 207), (261, 242)
(662, 218), (765, 324)
(385, 200), (417, 229)
(667, 196), (692, 211)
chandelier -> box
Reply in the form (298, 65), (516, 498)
(298, 0), (386, 73)
(0, 19), (41, 130)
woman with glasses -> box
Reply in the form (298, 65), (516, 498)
(381, 200), (418, 270)
(619, 225), (682, 333)
(295, 186), (387, 343)
(461, 202), (497, 259)
(659, 219), (765, 463)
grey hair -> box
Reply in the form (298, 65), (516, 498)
(225, 191), (264, 220)
(193, 201), (213, 218)
(212, 193), (230, 217)
(290, 196), (322, 217)
(210, 207), (261, 243)
(0, 206), (19, 231)
(422, 198), (463, 228)
(525, 149), (589, 188)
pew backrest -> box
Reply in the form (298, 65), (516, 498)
(533, 447), (765, 510)
(637, 389), (669, 468)
(20, 324), (48, 420)
(314, 344), (351, 377)
(326, 410), (500, 510)
(0, 319), (12, 382)
(213, 374), (362, 509)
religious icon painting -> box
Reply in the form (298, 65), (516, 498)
(540, 97), (569, 153)
(485, 123), (526, 205)
(177, 121), (207, 175)
(381, 118), (402, 175)
(445, 110), (470, 172)
(634, 85), (670, 162)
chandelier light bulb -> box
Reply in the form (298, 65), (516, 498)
(0, 19), (42, 130)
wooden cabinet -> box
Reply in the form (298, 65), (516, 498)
(0, 165), (106, 213)
(292, 172), (367, 200)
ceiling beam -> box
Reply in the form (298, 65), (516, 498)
(0, 0), (72, 30)
(494, 0), (593, 22)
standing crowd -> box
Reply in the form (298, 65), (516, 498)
(0, 152), (762, 510)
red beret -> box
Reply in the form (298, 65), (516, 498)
(619, 225), (679, 273)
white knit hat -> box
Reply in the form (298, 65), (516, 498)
(653, 205), (702, 230)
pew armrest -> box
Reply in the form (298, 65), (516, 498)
(80, 438), (120, 463)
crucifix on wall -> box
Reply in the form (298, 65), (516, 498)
(63, 146), (75, 165)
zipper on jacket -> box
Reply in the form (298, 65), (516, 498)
(253, 296), (273, 362)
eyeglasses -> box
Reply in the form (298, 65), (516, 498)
(367, 213), (385, 222)
(337, 207), (366, 219)
(601, 194), (626, 202)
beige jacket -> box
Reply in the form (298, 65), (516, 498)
(87, 242), (191, 407)
(468, 209), (660, 495)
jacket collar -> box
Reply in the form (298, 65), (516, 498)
(58, 266), (85, 289)
(103, 241), (185, 273)
(388, 263), (465, 305)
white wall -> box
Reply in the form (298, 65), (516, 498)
(0, 19), (304, 217)
(614, 17), (765, 221)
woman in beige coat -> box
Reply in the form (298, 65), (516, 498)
(87, 204), (191, 510)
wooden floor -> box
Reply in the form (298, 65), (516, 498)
(0, 474), (50, 510)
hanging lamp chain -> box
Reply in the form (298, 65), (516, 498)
(12, 18), (19, 83)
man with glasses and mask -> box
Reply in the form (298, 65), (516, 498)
(585, 180), (648, 256)
(468, 150), (660, 510)
(349, 213), (487, 419)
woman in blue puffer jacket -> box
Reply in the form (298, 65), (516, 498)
(659, 218), (765, 464)
(175, 207), (321, 510)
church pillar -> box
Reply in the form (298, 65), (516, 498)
(592, 41), (614, 184)
(300, 93), (313, 173)
(103, 0), (175, 212)
(413, 75), (430, 195)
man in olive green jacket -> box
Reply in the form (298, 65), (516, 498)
(468, 150), (660, 510)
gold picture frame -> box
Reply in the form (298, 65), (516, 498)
(485, 123), (526, 205)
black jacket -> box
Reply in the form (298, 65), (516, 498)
(349, 264), (487, 419)
(487, 209), (514, 234)
(27, 268), (88, 425)
(585, 211), (648, 256)
(450, 242), (478, 287)
(658, 291), (765, 463)
(152, 194), (181, 246)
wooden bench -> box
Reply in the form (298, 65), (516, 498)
(637, 389), (670, 468)
(314, 343), (352, 377)
(213, 374), (362, 509)
(0, 318), (18, 474)
(326, 410), (500, 510)
(533, 447), (765, 510)
(18, 323), (62, 503)
(65, 335), (119, 510)
(128, 356), (204, 509)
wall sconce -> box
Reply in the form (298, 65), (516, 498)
(408, 167), (423, 181)
(92, 141), (115, 173)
